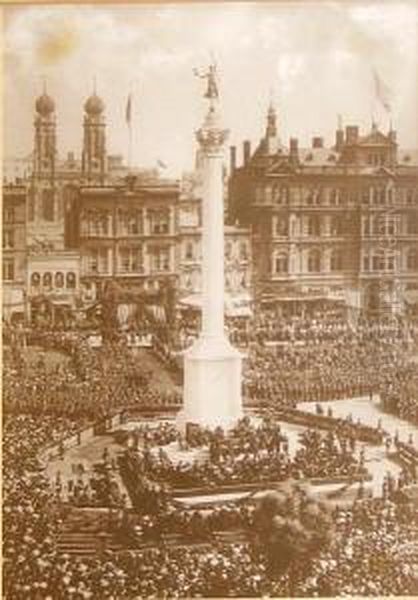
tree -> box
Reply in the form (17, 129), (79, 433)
(253, 482), (334, 580)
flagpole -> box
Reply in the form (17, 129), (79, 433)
(128, 116), (132, 173)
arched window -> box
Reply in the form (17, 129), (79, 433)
(66, 272), (76, 289)
(330, 216), (343, 236)
(307, 249), (321, 272)
(330, 249), (344, 271)
(307, 215), (320, 236)
(55, 272), (64, 288)
(407, 249), (418, 271)
(276, 217), (288, 236)
(31, 272), (40, 287)
(43, 272), (52, 289)
(274, 253), (288, 274)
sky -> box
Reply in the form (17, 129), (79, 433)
(4, 1), (418, 176)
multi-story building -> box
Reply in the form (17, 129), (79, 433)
(76, 176), (179, 304)
(2, 184), (27, 322)
(2, 90), (182, 325)
(229, 103), (418, 315)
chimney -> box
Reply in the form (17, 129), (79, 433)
(230, 145), (236, 173)
(312, 136), (323, 149)
(345, 126), (359, 145)
(243, 140), (251, 166)
(388, 129), (397, 143)
(289, 137), (299, 162)
(335, 129), (344, 151)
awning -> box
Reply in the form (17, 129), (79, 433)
(179, 293), (253, 317)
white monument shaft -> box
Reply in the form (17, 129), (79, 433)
(201, 147), (225, 338)
(179, 71), (243, 430)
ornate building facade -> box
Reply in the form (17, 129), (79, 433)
(2, 90), (251, 323)
(229, 104), (418, 315)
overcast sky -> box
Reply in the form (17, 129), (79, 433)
(4, 1), (418, 176)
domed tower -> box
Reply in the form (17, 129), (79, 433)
(33, 90), (57, 178)
(82, 91), (107, 184)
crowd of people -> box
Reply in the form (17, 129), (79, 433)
(3, 331), (181, 427)
(3, 305), (418, 598)
(118, 418), (367, 493)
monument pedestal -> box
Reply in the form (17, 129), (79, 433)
(178, 335), (242, 431)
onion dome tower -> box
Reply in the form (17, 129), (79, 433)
(33, 89), (57, 178)
(82, 88), (107, 184)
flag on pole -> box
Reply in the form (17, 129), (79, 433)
(125, 93), (132, 125)
(372, 69), (392, 113)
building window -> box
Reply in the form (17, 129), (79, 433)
(4, 207), (15, 223)
(307, 215), (320, 236)
(330, 216), (343, 236)
(185, 242), (194, 260)
(87, 248), (109, 274)
(31, 272), (41, 287)
(66, 272), (76, 288)
(307, 250), (321, 272)
(372, 255), (380, 271)
(119, 247), (143, 273)
(55, 272), (64, 288)
(274, 254), (288, 274)
(239, 242), (248, 261)
(150, 210), (169, 234)
(386, 254), (395, 271)
(361, 188), (370, 204)
(329, 189), (338, 205)
(3, 229), (14, 249)
(406, 189), (415, 205)
(407, 249), (418, 271)
(363, 255), (370, 271)
(42, 189), (54, 221)
(3, 259), (14, 281)
(150, 246), (170, 272)
(43, 272), (52, 289)
(118, 209), (142, 236)
(276, 217), (288, 236)
(330, 249), (343, 271)
(374, 188), (385, 204)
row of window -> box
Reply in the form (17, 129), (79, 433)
(273, 215), (352, 237)
(271, 248), (418, 275)
(79, 209), (171, 237)
(30, 271), (77, 289)
(273, 249), (345, 274)
(362, 250), (418, 272)
(84, 247), (171, 275)
(256, 186), (417, 207)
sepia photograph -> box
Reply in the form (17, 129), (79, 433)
(2, 0), (418, 597)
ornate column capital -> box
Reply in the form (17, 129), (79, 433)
(196, 124), (229, 154)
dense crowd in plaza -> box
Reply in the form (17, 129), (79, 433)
(3, 305), (418, 598)
(4, 407), (417, 599)
(3, 331), (181, 426)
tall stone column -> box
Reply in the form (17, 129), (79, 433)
(179, 66), (242, 430)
